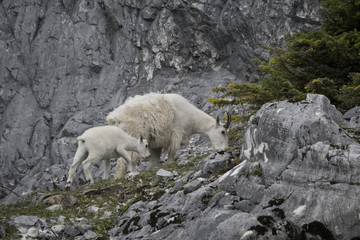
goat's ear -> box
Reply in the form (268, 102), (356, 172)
(216, 116), (220, 126)
(140, 136), (144, 143)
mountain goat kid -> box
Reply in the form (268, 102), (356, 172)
(65, 126), (150, 190)
(106, 93), (231, 176)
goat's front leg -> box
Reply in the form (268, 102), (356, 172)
(167, 140), (181, 165)
(116, 147), (133, 173)
(167, 151), (176, 164)
(124, 153), (133, 173)
(147, 148), (161, 170)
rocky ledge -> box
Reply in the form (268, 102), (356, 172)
(1, 94), (359, 240)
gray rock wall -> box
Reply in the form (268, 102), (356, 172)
(0, 0), (321, 202)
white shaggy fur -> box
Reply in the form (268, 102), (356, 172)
(106, 93), (231, 177)
(65, 126), (150, 189)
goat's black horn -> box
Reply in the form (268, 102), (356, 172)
(224, 112), (231, 129)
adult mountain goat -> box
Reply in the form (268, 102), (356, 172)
(106, 93), (231, 176)
(65, 126), (150, 190)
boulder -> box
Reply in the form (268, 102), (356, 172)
(43, 194), (78, 208)
(156, 169), (174, 185)
(46, 204), (63, 212)
(13, 216), (39, 226)
(83, 230), (98, 240)
(341, 106), (360, 140)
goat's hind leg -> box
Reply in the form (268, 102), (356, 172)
(103, 159), (111, 180)
(66, 145), (87, 190)
(114, 158), (127, 179)
(81, 155), (99, 185)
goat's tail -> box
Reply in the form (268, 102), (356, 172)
(73, 137), (86, 144)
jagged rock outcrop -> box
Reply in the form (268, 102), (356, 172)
(108, 94), (360, 240)
(0, 0), (322, 203)
(341, 107), (360, 141)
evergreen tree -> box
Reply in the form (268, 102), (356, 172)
(210, 0), (360, 112)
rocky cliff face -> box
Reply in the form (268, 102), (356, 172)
(3, 94), (359, 239)
(0, 0), (322, 203)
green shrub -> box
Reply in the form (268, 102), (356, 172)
(210, 0), (360, 113)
